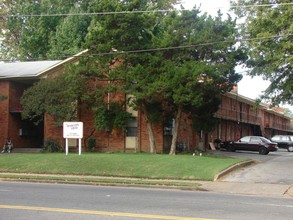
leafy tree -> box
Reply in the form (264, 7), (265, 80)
(20, 58), (132, 137)
(20, 68), (86, 125)
(231, 0), (293, 106)
(84, 0), (179, 153)
(0, 0), (90, 60)
(83, 1), (245, 154)
(93, 101), (132, 132)
(47, 6), (91, 59)
(6, 0), (246, 155)
(157, 10), (245, 154)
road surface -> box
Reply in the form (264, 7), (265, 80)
(1, 181), (293, 220)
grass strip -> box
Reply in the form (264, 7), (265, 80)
(0, 153), (244, 181)
(0, 173), (201, 189)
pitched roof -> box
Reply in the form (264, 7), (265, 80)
(0, 61), (61, 79)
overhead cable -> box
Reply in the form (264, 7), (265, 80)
(0, 2), (292, 18)
(0, 34), (291, 62)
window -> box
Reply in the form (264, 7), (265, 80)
(126, 118), (137, 137)
(164, 118), (174, 136)
(250, 137), (260, 143)
(240, 136), (250, 142)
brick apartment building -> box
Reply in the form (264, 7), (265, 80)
(1, 56), (292, 153)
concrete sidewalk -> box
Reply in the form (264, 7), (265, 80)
(198, 181), (293, 198)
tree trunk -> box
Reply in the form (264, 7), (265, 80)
(169, 105), (182, 155)
(141, 102), (156, 154)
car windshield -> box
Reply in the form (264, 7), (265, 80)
(250, 137), (265, 143)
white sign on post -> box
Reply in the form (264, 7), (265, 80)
(63, 122), (83, 155)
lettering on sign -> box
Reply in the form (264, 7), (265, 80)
(63, 122), (83, 139)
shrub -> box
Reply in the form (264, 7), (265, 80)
(43, 138), (63, 152)
(88, 137), (96, 151)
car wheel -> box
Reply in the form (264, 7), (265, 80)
(227, 144), (235, 152)
(259, 147), (268, 155)
(287, 146), (293, 152)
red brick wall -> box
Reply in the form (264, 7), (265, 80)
(138, 111), (198, 153)
(177, 113), (195, 151)
(0, 81), (9, 147)
(44, 91), (127, 152)
(6, 82), (42, 148)
(44, 113), (63, 146)
(9, 82), (28, 111)
(44, 100), (201, 153)
(3, 73), (291, 152)
(80, 102), (126, 152)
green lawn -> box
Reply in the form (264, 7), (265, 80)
(0, 152), (244, 181)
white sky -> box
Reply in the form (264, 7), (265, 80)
(179, 0), (230, 15)
(179, 0), (292, 111)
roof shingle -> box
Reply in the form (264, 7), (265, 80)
(0, 61), (61, 79)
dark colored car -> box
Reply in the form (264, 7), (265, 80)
(221, 136), (278, 155)
(271, 135), (293, 152)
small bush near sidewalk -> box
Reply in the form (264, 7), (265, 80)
(0, 153), (244, 181)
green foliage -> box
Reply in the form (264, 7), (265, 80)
(20, 69), (86, 125)
(93, 102), (132, 132)
(43, 138), (63, 153)
(231, 0), (293, 105)
(82, 1), (246, 153)
(0, 95), (7, 100)
(87, 137), (96, 151)
(0, 0), (179, 61)
(0, 0), (91, 60)
(180, 86), (222, 132)
(3, 1), (249, 154)
(158, 10), (244, 135)
(47, 7), (91, 58)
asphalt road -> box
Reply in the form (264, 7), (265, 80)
(1, 181), (293, 220)
(1, 149), (293, 219)
(211, 149), (293, 184)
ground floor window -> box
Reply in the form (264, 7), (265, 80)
(126, 117), (137, 137)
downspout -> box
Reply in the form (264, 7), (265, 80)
(107, 80), (110, 148)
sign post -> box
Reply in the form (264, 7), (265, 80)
(63, 122), (83, 155)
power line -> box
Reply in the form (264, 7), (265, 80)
(1, 34), (291, 62)
(89, 34), (292, 56)
(0, 2), (292, 18)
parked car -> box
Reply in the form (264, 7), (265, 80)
(271, 135), (293, 152)
(221, 136), (278, 155)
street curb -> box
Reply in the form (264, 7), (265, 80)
(213, 159), (256, 181)
(0, 173), (203, 191)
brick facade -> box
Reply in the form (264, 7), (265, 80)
(0, 81), (9, 146)
(1, 61), (292, 152)
(0, 81), (43, 148)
